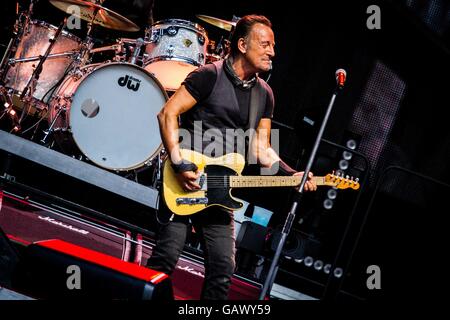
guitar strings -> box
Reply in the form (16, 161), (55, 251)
(205, 176), (298, 188)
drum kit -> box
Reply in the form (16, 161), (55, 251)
(0, 0), (237, 175)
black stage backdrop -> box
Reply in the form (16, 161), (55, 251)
(1, 0), (449, 302)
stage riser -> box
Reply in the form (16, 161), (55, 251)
(0, 189), (262, 300)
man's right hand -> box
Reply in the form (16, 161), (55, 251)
(170, 159), (201, 191)
(176, 170), (201, 191)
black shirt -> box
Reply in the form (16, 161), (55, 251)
(182, 65), (274, 128)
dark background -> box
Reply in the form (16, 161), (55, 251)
(1, 0), (450, 301)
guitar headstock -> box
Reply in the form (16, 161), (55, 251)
(324, 171), (360, 190)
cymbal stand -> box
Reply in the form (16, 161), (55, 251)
(0, 1), (33, 100)
(42, 2), (106, 144)
(74, 0), (107, 68)
(41, 2), (104, 143)
(76, 25), (96, 68)
(2, 0), (36, 82)
(219, 15), (238, 58)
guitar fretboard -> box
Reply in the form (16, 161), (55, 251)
(229, 176), (327, 188)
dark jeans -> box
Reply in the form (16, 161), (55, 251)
(147, 206), (236, 300)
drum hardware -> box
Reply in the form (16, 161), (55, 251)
(196, 14), (237, 60)
(198, 53), (205, 63)
(0, 38), (16, 81)
(7, 51), (80, 66)
(121, 149), (166, 190)
(0, 0), (39, 81)
(2, 14), (81, 114)
(1, 6), (82, 127)
(213, 36), (231, 59)
(47, 62), (168, 171)
(0, 1), (38, 126)
(196, 14), (237, 32)
(76, 6), (101, 69)
(89, 44), (122, 54)
(49, 0), (140, 32)
(1, 108), (21, 133)
(74, 37), (95, 69)
(130, 38), (144, 65)
(17, 17), (69, 125)
(116, 38), (148, 65)
(151, 149), (166, 190)
(48, 0), (141, 67)
(144, 19), (209, 91)
(0, 86), (21, 132)
(41, 104), (66, 144)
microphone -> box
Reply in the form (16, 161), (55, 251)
(335, 68), (346, 88)
(130, 38), (144, 65)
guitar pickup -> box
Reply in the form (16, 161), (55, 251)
(195, 173), (207, 191)
(176, 198), (208, 205)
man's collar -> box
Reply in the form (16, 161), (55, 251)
(223, 57), (257, 90)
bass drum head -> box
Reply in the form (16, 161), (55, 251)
(69, 63), (167, 171)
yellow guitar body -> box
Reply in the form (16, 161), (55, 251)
(163, 149), (246, 215)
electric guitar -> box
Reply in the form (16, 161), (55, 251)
(163, 149), (360, 215)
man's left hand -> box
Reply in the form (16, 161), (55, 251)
(293, 171), (317, 192)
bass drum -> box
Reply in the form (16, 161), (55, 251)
(48, 62), (168, 171)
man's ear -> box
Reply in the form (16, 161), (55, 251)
(237, 38), (247, 54)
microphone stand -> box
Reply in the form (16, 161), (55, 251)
(258, 73), (346, 300)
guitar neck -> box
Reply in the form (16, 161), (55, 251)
(229, 176), (328, 188)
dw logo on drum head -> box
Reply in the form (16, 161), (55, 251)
(117, 75), (141, 92)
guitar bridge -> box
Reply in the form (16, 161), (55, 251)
(176, 197), (208, 205)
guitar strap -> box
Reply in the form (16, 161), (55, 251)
(247, 79), (267, 163)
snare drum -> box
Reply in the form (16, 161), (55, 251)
(144, 19), (208, 91)
(49, 62), (168, 171)
(3, 20), (81, 108)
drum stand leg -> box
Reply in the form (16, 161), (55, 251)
(0, 86), (20, 132)
(41, 106), (65, 144)
(0, 38), (14, 81)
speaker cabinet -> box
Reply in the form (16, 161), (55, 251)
(15, 239), (173, 300)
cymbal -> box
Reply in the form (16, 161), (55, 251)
(49, 0), (140, 32)
(196, 15), (236, 31)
